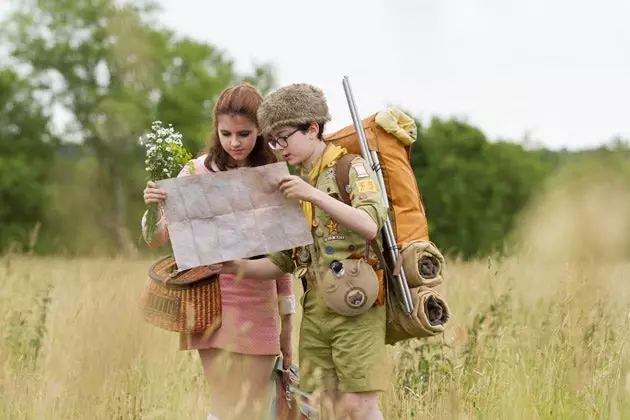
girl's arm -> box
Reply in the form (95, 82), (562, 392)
(141, 206), (170, 247)
(276, 273), (296, 316)
(141, 159), (198, 247)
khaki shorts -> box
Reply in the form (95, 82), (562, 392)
(297, 286), (389, 394)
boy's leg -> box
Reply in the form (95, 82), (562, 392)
(337, 392), (384, 420)
(330, 304), (389, 420)
(298, 302), (339, 416)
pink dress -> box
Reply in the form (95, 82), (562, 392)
(150, 154), (293, 355)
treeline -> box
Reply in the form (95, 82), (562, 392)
(1, 0), (628, 260)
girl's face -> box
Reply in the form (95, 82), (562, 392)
(216, 114), (259, 165)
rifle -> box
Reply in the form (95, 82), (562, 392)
(341, 75), (414, 315)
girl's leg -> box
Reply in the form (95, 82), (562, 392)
(198, 348), (276, 420)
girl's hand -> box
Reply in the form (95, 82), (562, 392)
(144, 180), (167, 206)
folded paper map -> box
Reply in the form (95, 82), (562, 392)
(157, 162), (313, 270)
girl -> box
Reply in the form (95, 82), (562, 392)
(142, 84), (295, 420)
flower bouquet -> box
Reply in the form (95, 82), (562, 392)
(139, 121), (222, 336)
(139, 120), (193, 243)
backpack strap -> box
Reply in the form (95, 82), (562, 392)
(333, 154), (370, 260)
(334, 153), (359, 206)
(333, 155), (403, 279)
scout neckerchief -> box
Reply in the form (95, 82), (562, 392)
(300, 144), (347, 228)
(291, 143), (347, 273)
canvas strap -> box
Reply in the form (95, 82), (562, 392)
(334, 155), (403, 282)
(334, 154), (371, 259)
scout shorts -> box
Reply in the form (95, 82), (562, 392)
(297, 287), (389, 394)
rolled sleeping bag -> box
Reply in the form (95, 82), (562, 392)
(386, 286), (450, 345)
(400, 240), (445, 288)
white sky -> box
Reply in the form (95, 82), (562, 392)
(1, 0), (628, 150)
(155, 0), (629, 150)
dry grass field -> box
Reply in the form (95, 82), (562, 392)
(1, 172), (629, 419)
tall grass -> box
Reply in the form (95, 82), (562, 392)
(2, 163), (629, 419)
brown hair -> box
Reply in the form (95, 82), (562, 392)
(203, 84), (277, 172)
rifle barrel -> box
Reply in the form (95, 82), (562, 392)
(341, 75), (414, 315)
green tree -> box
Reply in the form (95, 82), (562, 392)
(3, 0), (276, 255)
(411, 117), (554, 259)
(0, 68), (57, 252)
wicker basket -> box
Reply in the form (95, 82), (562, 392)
(141, 255), (222, 335)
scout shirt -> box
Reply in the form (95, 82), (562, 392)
(268, 155), (388, 294)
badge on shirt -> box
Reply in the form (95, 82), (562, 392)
(323, 235), (345, 243)
(355, 179), (377, 193)
(326, 220), (339, 235)
(352, 162), (370, 179)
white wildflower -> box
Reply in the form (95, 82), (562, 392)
(140, 120), (193, 242)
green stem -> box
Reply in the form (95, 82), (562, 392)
(144, 202), (159, 243)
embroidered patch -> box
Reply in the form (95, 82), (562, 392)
(326, 220), (339, 235)
(325, 246), (334, 254)
(352, 162), (370, 179)
(323, 235), (345, 243)
(345, 287), (368, 308)
(355, 180), (377, 193)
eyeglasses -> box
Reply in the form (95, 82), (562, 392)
(267, 128), (300, 151)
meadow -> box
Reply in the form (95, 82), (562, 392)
(1, 172), (629, 420)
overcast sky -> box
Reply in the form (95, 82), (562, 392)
(1, 0), (627, 150)
(156, 0), (629, 150)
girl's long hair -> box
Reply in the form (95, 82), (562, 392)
(202, 84), (277, 172)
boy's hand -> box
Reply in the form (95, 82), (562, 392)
(220, 260), (238, 274)
(278, 175), (319, 202)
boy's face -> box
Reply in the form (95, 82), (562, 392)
(267, 123), (319, 166)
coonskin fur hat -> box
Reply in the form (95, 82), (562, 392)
(257, 83), (332, 136)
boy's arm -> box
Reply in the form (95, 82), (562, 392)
(310, 191), (378, 239)
(222, 251), (291, 280)
(310, 157), (387, 240)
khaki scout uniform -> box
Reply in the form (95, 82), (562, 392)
(269, 155), (389, 393)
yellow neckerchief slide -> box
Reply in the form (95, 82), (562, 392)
(291, 144), (347, 266)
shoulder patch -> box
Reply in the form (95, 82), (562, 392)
(351, 161), (370, 179)
(356, 179), (378, 193)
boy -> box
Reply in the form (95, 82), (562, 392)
(221, 83), (389, 420)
